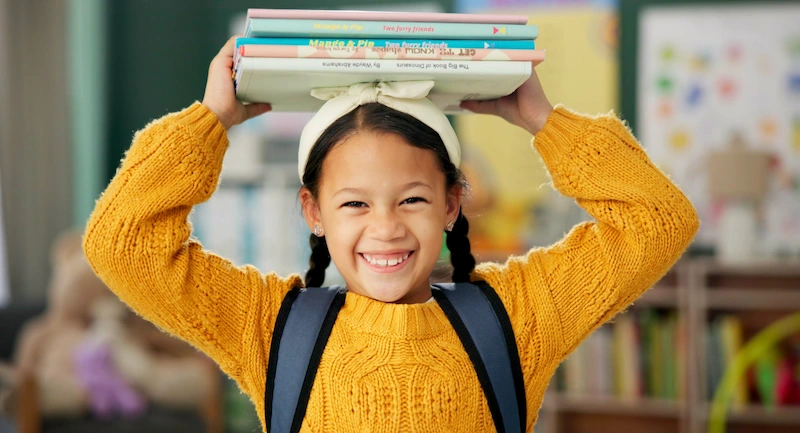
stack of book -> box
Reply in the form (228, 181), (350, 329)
(233, 9), (544, 113)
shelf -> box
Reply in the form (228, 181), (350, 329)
(698, 258), (800, 276)
(701, 404), (800, 425)
(543, 393), (685, 418)
(635, 286), (679, 307)
(706, 288), (800, 310)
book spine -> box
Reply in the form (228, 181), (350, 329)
(235, 37), (535, 50)
(237, 57), (531, 75)
(246, 19), (538, 40)
(239, 45), (544, 62)
(245, 9), (529, 25)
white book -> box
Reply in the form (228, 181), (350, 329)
(234, 57), (531, 113)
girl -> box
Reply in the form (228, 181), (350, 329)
(83, 36), (699, 432)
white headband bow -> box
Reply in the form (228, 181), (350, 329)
(297, 81), (461, 180)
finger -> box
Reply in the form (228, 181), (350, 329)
(216, 35), (241, 60)
(460, 100), (480, 112)
(244, 103), (272, 120)
(460, 98), (500, 115)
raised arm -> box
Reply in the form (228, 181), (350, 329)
(84, 37), (289, 378)
(464, 70), (699, 364)
(478, 106), (698, 361)
(83, 103), (301, 377)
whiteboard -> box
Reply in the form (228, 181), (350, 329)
(637, 3), (800, 254)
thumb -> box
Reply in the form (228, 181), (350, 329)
(244, 103), (272, 121)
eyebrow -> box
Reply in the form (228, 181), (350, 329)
(333, 181), (433, 198)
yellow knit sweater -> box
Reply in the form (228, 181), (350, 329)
(83, 103), (699, 433)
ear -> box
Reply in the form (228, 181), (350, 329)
(300, 187), (323, 234)
(445, 185), (462, 227)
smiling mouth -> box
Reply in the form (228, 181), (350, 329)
(359, 251), (414, 268)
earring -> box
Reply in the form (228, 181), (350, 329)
(446, 220), (455, 232)
(313, 225), (323, 237)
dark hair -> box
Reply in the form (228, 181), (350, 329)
(302, 103), (475, 287)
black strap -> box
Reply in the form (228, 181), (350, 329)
(473, 280), (527, 432)
(264, 286), (345, 433)
(265, 283), (524, 433)
(432, 282), (526, 433)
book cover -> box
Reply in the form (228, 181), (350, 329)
(246, 8), (529, 24)
(639, 310), (659, 397)
(675, 314), (687, 400)
(238, 45), (545, 62)
(662, 313), (676, 399)
(613, 314), (641, 399)
(590, 326), (614, 395)
(235, 37), (536, 50)
(706, 324), (722, 400)
(245, 18), (538, 40)
(234, 57), (532, 113)
(612, 318), (623, 396)
(719, 315), (747, 407)
(564, 342), (587, 395)
(754, 347), (780, 408)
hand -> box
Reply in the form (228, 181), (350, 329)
(460, 65), (553, 135)
(202, 36), (271, 130)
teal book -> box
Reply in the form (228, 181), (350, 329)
(235, 37), (535, 50)
(244, 19), (538, 40)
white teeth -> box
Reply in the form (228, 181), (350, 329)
(362, 252), (411, 267)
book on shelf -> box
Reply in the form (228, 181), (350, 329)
(558, 309), (686, 401)
(754, 346), (781, 408)
(705, 314), (800, 409)
(718, 315), (748, 407)
(244, 18), (538, 40)
(233, 57), (533, 113)
(246, 8), (530, 24)
(236, 45), (544, 62)
(675, 313), (687, 401)
(614, 313), (643, 398)
(235, 37), (536, 50)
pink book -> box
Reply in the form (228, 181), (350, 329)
(246, 8), (528, 25)
(238, 44), (545, 63)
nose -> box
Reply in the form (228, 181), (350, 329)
(367, 209), (406, 242)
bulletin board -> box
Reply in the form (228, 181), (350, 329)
(620, 0), (800, 253)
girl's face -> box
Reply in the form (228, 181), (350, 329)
(301, 130), (460, 304)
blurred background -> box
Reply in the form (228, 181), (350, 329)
(0, 0), (799, 432)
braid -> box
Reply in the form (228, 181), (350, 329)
(304, 234), (331, 288)
(445, 208), (476, 283)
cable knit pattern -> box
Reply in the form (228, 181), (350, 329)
(83, 102), (699, 433)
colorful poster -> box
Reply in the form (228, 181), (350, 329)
(454, 0), (619, 256)
(638, 3), (800, 254)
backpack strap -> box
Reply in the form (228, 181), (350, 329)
(432, 281), (526, 433)
(265, 285), (346, 433)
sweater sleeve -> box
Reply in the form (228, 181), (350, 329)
(473, 105), (700, 366)
(82, 103), (302, 378)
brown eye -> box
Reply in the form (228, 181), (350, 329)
(402, 197), (427, 205)
(342, 201), (367, 208)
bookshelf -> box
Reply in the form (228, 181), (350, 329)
(536, 257), (800, 433)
